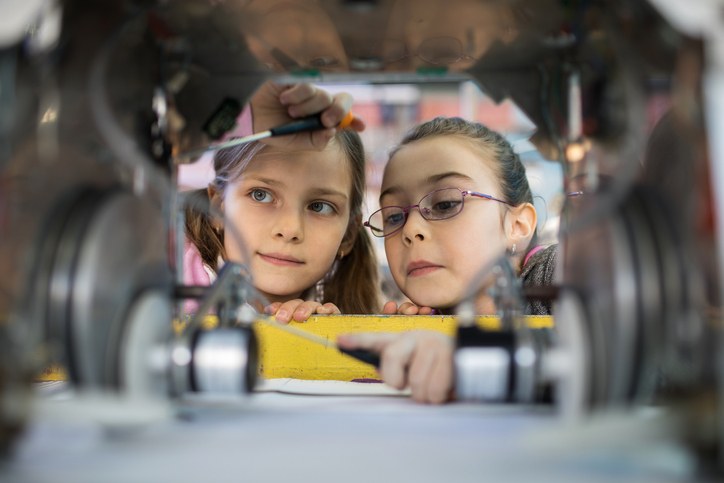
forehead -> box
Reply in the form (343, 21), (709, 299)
(382, 136), (500, 198)
(242, 143), (352, 185)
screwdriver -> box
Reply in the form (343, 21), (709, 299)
(256, 315), (381, 368)
(175, 111), (355, 161)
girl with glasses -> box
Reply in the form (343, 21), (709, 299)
(339, 116), (556, 403)
(184, 81), (379, 322)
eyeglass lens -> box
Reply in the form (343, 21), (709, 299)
(367, 188), (465, 237)
(418, 37), (464, 64)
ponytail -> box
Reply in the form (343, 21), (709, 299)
(184, 188), (226, 269)
(319, 131), (381, 314)
(323, 227), (380, 314)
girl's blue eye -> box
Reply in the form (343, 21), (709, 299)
(252, 189), (273, 203)
(433, 200), (460, 213)
(385, 212), (405, 226)
(309, 201), (334, 215)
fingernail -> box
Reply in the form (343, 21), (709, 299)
(323, 113), (335, 127)
(288, 107), (299, 117)
(277, 310), (288, 321)
(295, 308), (306, 317)
(279, 95), (290, 105)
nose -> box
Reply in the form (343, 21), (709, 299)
(272, 206), (304, 242)
(401, 207), (428, 246)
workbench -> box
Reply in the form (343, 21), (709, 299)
(1, 380), (695, 483)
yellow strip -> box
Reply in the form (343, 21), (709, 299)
(252, 315), (552, 380)
(36, 363), (68, 382)
(37, 315), (553, 382)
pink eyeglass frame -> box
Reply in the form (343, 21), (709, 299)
(364, 187), (514, 238)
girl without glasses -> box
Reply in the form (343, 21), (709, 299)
(339, 117), (556, 402)
(184, 82), (380, 322)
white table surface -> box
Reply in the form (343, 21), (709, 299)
(0, 381), (696, 483)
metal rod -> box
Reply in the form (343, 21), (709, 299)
(174, 131), (271, 161)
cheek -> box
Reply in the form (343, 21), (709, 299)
(383, 238), (401, 266)
(383, 239), (408, 285)
(303, 226), (347, 277)
(221, 200), (259, 261)
(453, 216), (506, 272)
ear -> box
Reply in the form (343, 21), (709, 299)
(207, 183), (225, 226)
(504, 202), (536, 252)
(338, 214), (361, 257)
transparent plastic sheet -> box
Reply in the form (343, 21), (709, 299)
(177, 186), (271, 320)
(454, 256), (554, 403)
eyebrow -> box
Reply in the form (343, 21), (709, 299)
(247, 176), (285, 188)
(246, 176), (348, 200)
(379, 171), (475, 202)
(309, 187), (348, 200)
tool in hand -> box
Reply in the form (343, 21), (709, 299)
(175, 111), (355, 161)
(255, 315), (380, 368)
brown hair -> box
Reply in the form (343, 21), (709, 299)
(184, 132), (380, 314)
(390, 117), (538, 255)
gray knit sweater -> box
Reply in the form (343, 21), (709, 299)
(519, 244), (557, 316)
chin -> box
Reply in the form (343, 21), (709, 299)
(407, 290), (461, 312)
(255, 281), (304, 301)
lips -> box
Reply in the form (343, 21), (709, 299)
(406, 260), (443, 277)
(258, 252), (304, 267)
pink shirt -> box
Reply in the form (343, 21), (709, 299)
(182, 106), (254, 314)
(183, 239), (217, 315)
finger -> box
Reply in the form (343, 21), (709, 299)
(309, 128), (336, 150)
(336, 332), (400, 352)
(274, 300), (304, 324)
(278, 83), (317, 106)
(286, 89), (335, 120)
(381, 301), (399, 315)
(315, 304), (331, 314)
(317, 303), (341, 315)
(417, 306), (434, 316)
(292, 301), (322, 322)
(320, 92), (354, 127)
(426, 349), (454, 405)
(408, 338), (437, 403)
(265, 302), (282, 315)
(342, 115), (366, 133)
(398, 302), (420, 315)
(378, 337), (417, 390)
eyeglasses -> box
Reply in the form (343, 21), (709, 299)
(364, 187), (513, 238)
(373, 37), (478, 66)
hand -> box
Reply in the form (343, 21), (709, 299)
(266, 299), (341, 324)
(337, 331), (454, 404)
(381, 301), (434, 315)
(251, 81), (366, 151)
